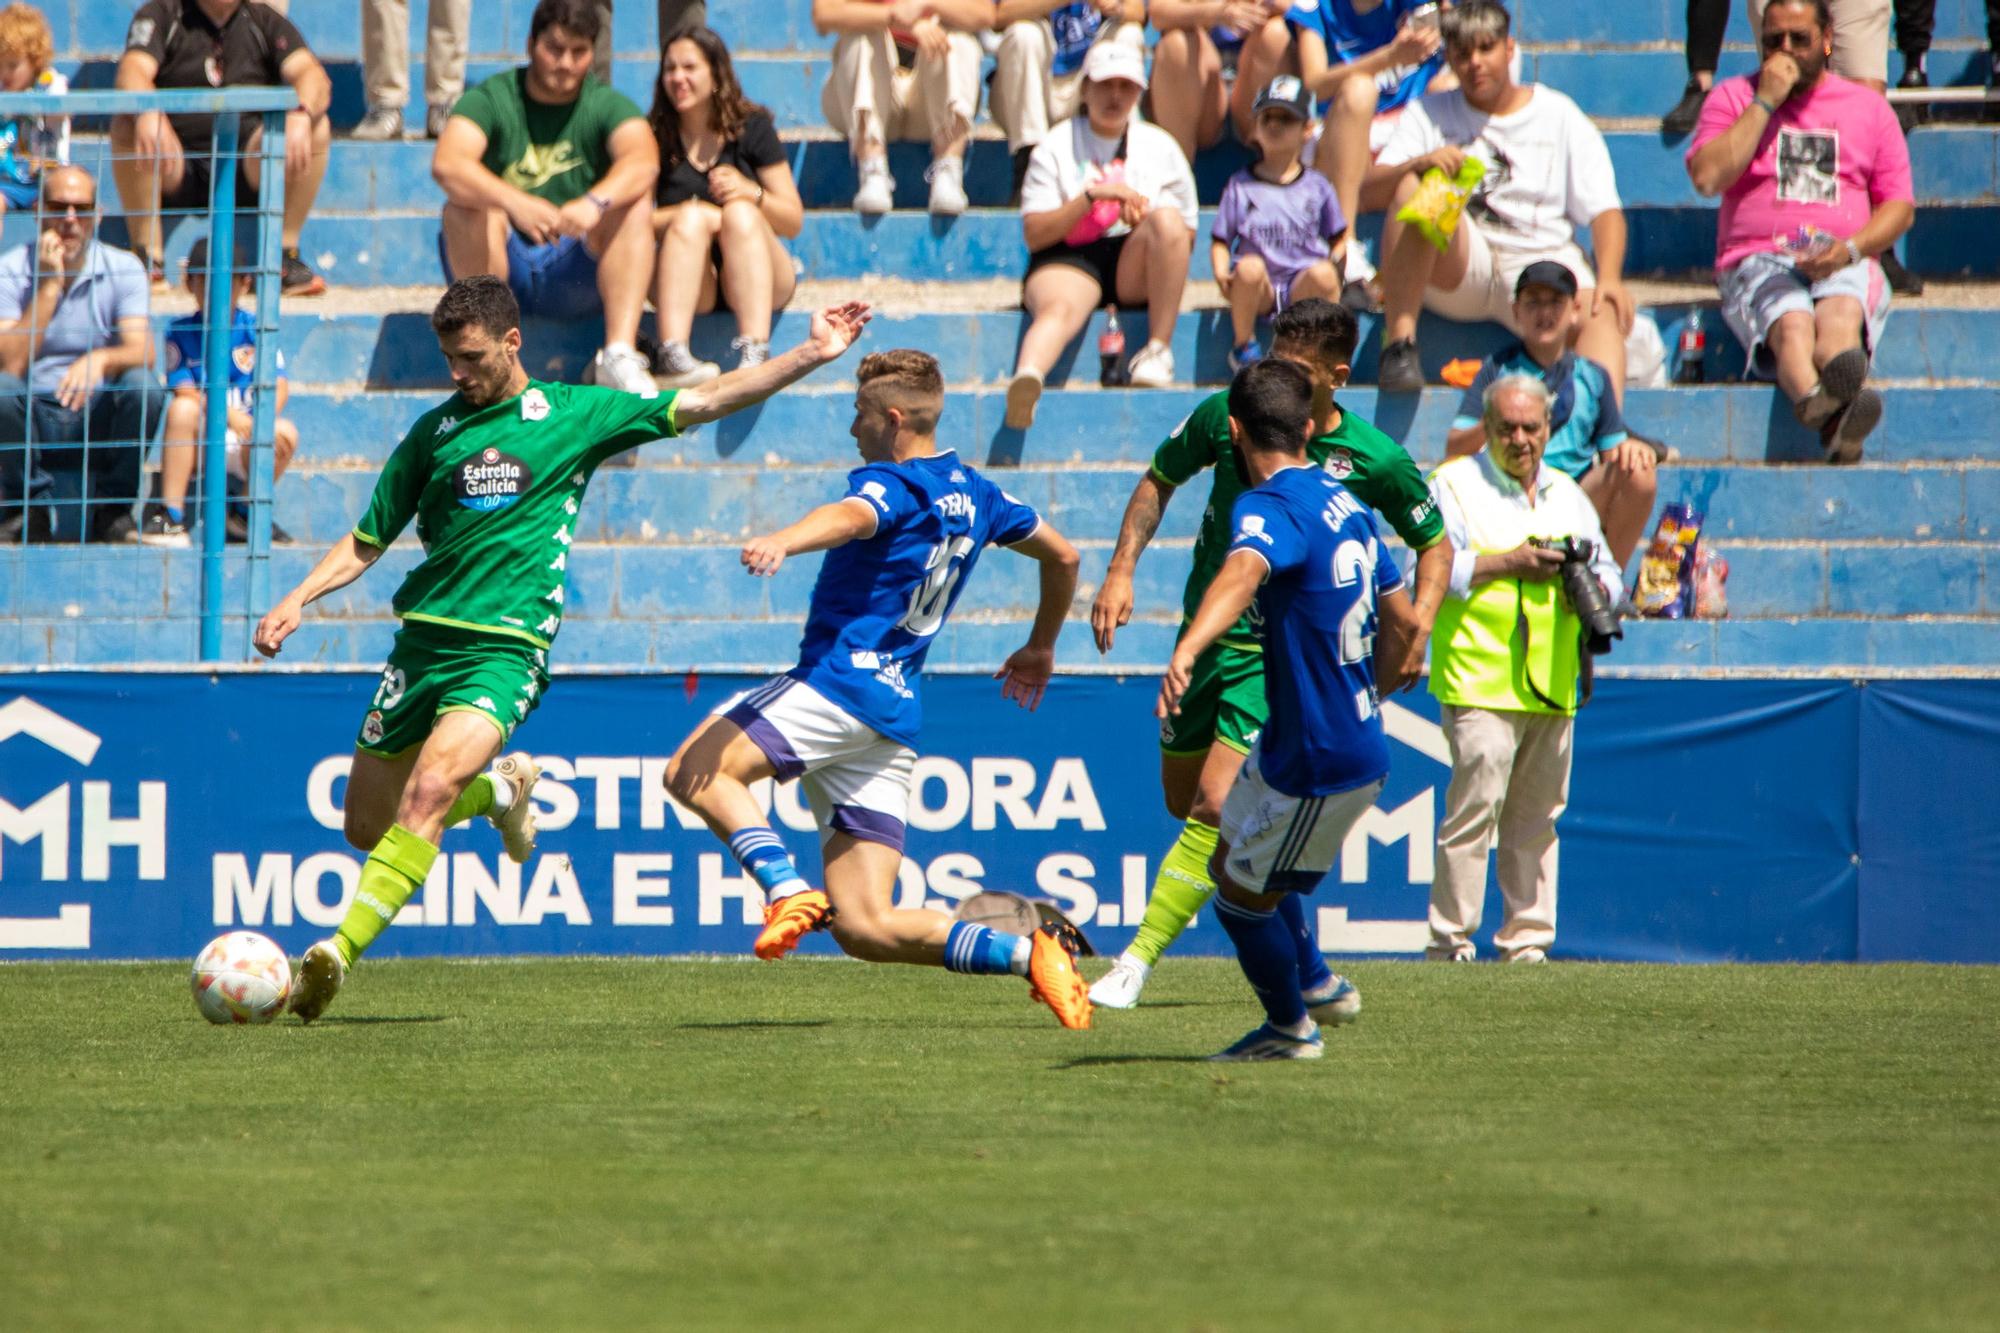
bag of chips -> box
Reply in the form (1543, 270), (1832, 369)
(1394, 156), (1486, 251)
(1632, 502), (1704, 618)
(1693, 546), (1729, 619)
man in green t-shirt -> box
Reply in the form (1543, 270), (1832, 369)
(432, 0), (660, 396)
(1087, 298), (1454, 1009)
(252, 275), (872, 1022)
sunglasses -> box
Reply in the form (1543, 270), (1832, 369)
(40, 201), (94, 218)
(1761, 30), (1822, 51)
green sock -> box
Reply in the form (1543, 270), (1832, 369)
(334, 824), (439, 966)
(443, 773), (495, 827)
(1127, 819), (1220, 967)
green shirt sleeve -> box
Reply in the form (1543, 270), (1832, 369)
(580, 386), (682, 465)
(354, 419), (430, 548)
(1149, 391), (1229, 488)
(453, 74), (498, 139)
(1356, 446), (1446, 552)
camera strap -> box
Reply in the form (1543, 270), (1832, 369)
(1514, 581), (1590, 712)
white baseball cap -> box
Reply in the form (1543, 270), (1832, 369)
(1083, 41), (1148, 89)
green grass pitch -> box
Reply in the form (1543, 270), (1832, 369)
(3, 958), (1997, 1331)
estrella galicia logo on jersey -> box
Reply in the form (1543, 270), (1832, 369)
(1325, 447), (1355, 480)
(457, 447), (533, 512)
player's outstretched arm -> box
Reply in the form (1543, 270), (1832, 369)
(995, 521), (1080, 712)
(1157, 549), (1265, 720)
(741, 498), (878, 577)
(254, 534), (385, 659)
(1091, 470), (1177, 654)
(674, 301), (873, 427)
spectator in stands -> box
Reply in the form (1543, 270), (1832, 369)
(1426, 375), (1621, 964)
(1290, 0), (1450, 303)
(0, 165), (163, 544)
(1368, 1), (1632, 400)
(812, 0), (987, 216)
(1212, 75), (1346, 370)
(0, 3), (69, 215)
(111, 0), (333, 296)
(592, 1), (709, 86)
(1444, 261), (1658, 566)
(1750, 0), (1890, 90)
(142, 237), (296, 548)
(1688, 0), (1913, 462)
(991, 1), (1146, 201)
(1005, 41), (1199, 428)
(432, 0), (661, 397)
(1891, 0), (2000, 127)
(647, 26), (802, 387)
(1148, 1), (1290, 162)
(352, 1), (472, 141)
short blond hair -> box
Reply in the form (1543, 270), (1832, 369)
(857, 349), (944, 432)
(0, 4), (53, 72)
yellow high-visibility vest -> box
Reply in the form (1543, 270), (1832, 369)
(1428, 456), (1582, 716)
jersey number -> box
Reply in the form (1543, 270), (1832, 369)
(1330, 538), (1379, 668)
(900, 535), (976, 637)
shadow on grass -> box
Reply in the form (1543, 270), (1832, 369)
(1052, 1053), (1213, 1068)
(677, 1019), (831, 1032)
(314, 1015), (451, 1025)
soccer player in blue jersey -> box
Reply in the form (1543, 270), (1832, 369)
(664, 349), (1094, 1029)
(1159, 358), (1423, 1060)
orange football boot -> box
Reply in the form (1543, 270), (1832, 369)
(754, 889), (832, 960)
(1027, 923), (1093, 1030)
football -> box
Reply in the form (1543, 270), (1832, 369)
(190, 932), (293, 1025)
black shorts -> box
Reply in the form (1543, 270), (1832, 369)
(158, 146), (260, 218)
(1024, 232), (1131, 299)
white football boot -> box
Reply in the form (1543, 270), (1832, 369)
(489, 753), (542, 864)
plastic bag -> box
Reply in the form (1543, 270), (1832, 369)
(1065, 160), (1127, 247)
(1632, 502), (1703, 618)
(1624, 312), (1669, 390)
(1693, 547), (1729, 619)
(1394, 156), (1486, 251)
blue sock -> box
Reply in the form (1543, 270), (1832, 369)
(1278, 893), (1334, 994)
(1214, 895), (1307, 1028)
(727, 826), (807, 899)
(943, 921), (1028, 976)
(163, 505), (185, 524)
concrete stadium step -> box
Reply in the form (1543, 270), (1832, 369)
(267, 301), (2000, 393)
(267, 380), (2000, 470)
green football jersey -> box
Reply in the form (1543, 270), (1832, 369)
(355, 381), (681, 648)
(1148, 389), (1445, 648)
(453, 70), (644, 207)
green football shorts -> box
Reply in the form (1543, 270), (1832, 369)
(1158, 639), (1267, 757)
(355, 621), (551, 757)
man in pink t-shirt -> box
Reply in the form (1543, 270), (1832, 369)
(1686, 0), (1914, 463)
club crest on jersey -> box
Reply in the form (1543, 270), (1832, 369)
(232, 343), (257, 376)
(1324, 448), (1356, 480)
(521, 388), (550, 422)
(457, 447), (533, 512)
(361, 711), (385, 744)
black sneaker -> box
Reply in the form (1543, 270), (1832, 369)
(1878, 247), (1924, 296)
(221, 509), (292, 545)
(90, 510), (139, 544)
(1896, 64), (1930, 132)
(1663, 77), (1708, 136)
(1378, 337), (1425, 393)
(139, 503), (190, 548)
(0, 505), (52, 542)
(281, 252), (326, 296)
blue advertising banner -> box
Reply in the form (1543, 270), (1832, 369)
(0, 673), (1994, 964)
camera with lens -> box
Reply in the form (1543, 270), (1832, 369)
(1530, 536), (1622, 655)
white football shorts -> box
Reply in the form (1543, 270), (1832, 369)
(1217, 743), (1385, 895)
(717, 675), (915, 852)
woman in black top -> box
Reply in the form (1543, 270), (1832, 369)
(648, 27), (803, 386)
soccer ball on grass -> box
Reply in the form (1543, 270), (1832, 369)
(191, 931), (293, 1025)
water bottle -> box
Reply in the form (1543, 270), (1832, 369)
(1676, 309), (1706, 385)
(1098, 306), (1128, 387)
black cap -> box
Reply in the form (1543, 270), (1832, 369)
(1514, 260), (1579, 299)
(1252, 74), (1313, 121)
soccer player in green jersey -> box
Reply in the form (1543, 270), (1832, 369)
(252, 275), (872, 1021)
(1087, 297), (1453, 1009)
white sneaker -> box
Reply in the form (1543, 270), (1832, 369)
(593, 345), (658, 398)
(853, 158), (894, 215)
(1088, 954), (1151, 1009)
(1126, 340), (1174, 387)
(729, 335), (770, 368)
(288, 940), (346, 1024)
(1302, 974), (1362, 1026)
(489, 752), (542, 864)
(1426, 942), (1476, 962)
(1505, 946), (1548, 964)
(1004, 369), (1043, 429)
(926, 157), (968, 215)
(652, 339), (720, 389)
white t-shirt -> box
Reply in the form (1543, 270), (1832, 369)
(1019, 116), (1200, 239)
(1377, 85), (1621, 257)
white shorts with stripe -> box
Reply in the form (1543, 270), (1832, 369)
(716, 675), (916, 852)
(1217, 743), (1386, 896)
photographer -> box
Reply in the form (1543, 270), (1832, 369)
(1424, 375), (1621, 964)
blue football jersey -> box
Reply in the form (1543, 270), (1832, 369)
(790, 451), (1042, 746)
(164, 307), (282, 415)
(1287, 0), (1446, 116)
(1228, 465), (1404, 796)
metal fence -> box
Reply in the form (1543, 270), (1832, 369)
(0, 86), (290, 662)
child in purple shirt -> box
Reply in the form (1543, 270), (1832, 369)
(1211, 75), (1348, 370)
